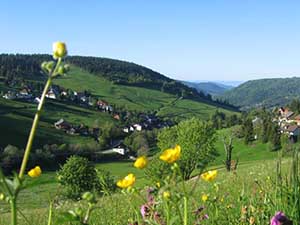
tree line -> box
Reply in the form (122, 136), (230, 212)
(0, 54), (238, 110)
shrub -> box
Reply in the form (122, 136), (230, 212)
(0, 145), (23, 174)
(57, 156), (99, 199)
(96, 169), (116, 195)
(157, 117), (217, 179)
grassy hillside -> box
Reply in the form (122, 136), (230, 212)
(54, 66), (235, 120)
(0, 97), (116, 148)
(0, 126), (289, 225)
(0, 127), (279, 211)
(221, 77), (300, 109)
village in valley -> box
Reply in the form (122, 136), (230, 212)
(276, 107), (300, 141)
(1, 82), (172, 154)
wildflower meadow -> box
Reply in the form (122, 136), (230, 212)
(0, 43), (299, 225)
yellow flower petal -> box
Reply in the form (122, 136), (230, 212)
(133, 156), (148, 169)
(28, 166), (42, 178)
(159, 145), (181, 163)
(200, 170), (217, 182)
(53, 42), (67, 59)
(163, 191), (170, 199)
(116, 173), (136, 188)
(201, 194), (209, 202)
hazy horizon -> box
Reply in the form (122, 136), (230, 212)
(1, 1), (300, 81)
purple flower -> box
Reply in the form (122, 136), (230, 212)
(140, 204), (150, 218)
(270, 211), (292, 225)
(202, 214), (209, 220)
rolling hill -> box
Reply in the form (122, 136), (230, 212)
(221, 77), (300, 110)
(0, 55), (238, 148)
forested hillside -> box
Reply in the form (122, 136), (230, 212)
(0, 54), (237, 110)
(221, 77), (300, 109)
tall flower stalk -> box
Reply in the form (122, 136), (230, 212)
(0, 42), (69, 225)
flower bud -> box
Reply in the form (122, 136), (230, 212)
(163, 191), (170, 199)
(41, 62), (48, 70)
(0, 193), (5, 201)
(53, 42), (67, 59)
(57, 65), (66, 75)
(82, 192), (96, 203)
(46, 61), (55, 72)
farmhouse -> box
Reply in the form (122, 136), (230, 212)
(294, 114), (300, 126)
(18, 88), (32, 99)
(278, 107), (295, 123)
(54, 119), (72, 130)
(46, 88), (58, 99)
(2, 91), (16, 100)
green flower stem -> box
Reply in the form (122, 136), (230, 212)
(18, 58), (61, 179)
(18, 77), (52, 179)
(11, 198), (17, 225)
(164, 200), (170, 225)
(183, 196), (188, 225)
(83, 203), (93, 224)
(47, 201), (53, 225)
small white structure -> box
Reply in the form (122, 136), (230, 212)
(133, 124), (142, 131)
(3, 92), (16, 100)
(112, 147), (126, 155)
(46, 88), (57, 99)
(34, 97), (41, 104)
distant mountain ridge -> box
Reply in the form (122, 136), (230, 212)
(181, 81), (234, 96)
(221, 77), (300, 110)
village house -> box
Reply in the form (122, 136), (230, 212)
(113, 114), (120, 120)
(46, 88), (58, 99)
(111, 141), (128, 155)
(54, 119), (72, 130)
(18, 88), (32, 99)
(278, 107), (295, 123)
(285, 125), (300, 142)
(294, 115), (300, 126)
(2, 91), (16, 100)
(133, 124), (142, 131)
(34, 97), (41, 104)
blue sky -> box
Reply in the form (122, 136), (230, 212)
(1, 0), (300, 81)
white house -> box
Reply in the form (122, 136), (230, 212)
(133, 124), (142, 131)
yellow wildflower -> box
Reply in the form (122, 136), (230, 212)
(0, 193), (4, 200)
(156, 182), (161, 188)
(163, 191), (171, 199)
(116, 173), (136, 188)
(159, 145), (181, 163)
(53, 42), (67, 59)
(133, 156), (148, 169)
(28, 166), (42, 178)
(201, 194), (209, 202)
(200, 170), (217, 182)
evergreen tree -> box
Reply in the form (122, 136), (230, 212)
(269, 123), (281, 151)
(243, 118), (254, 145)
